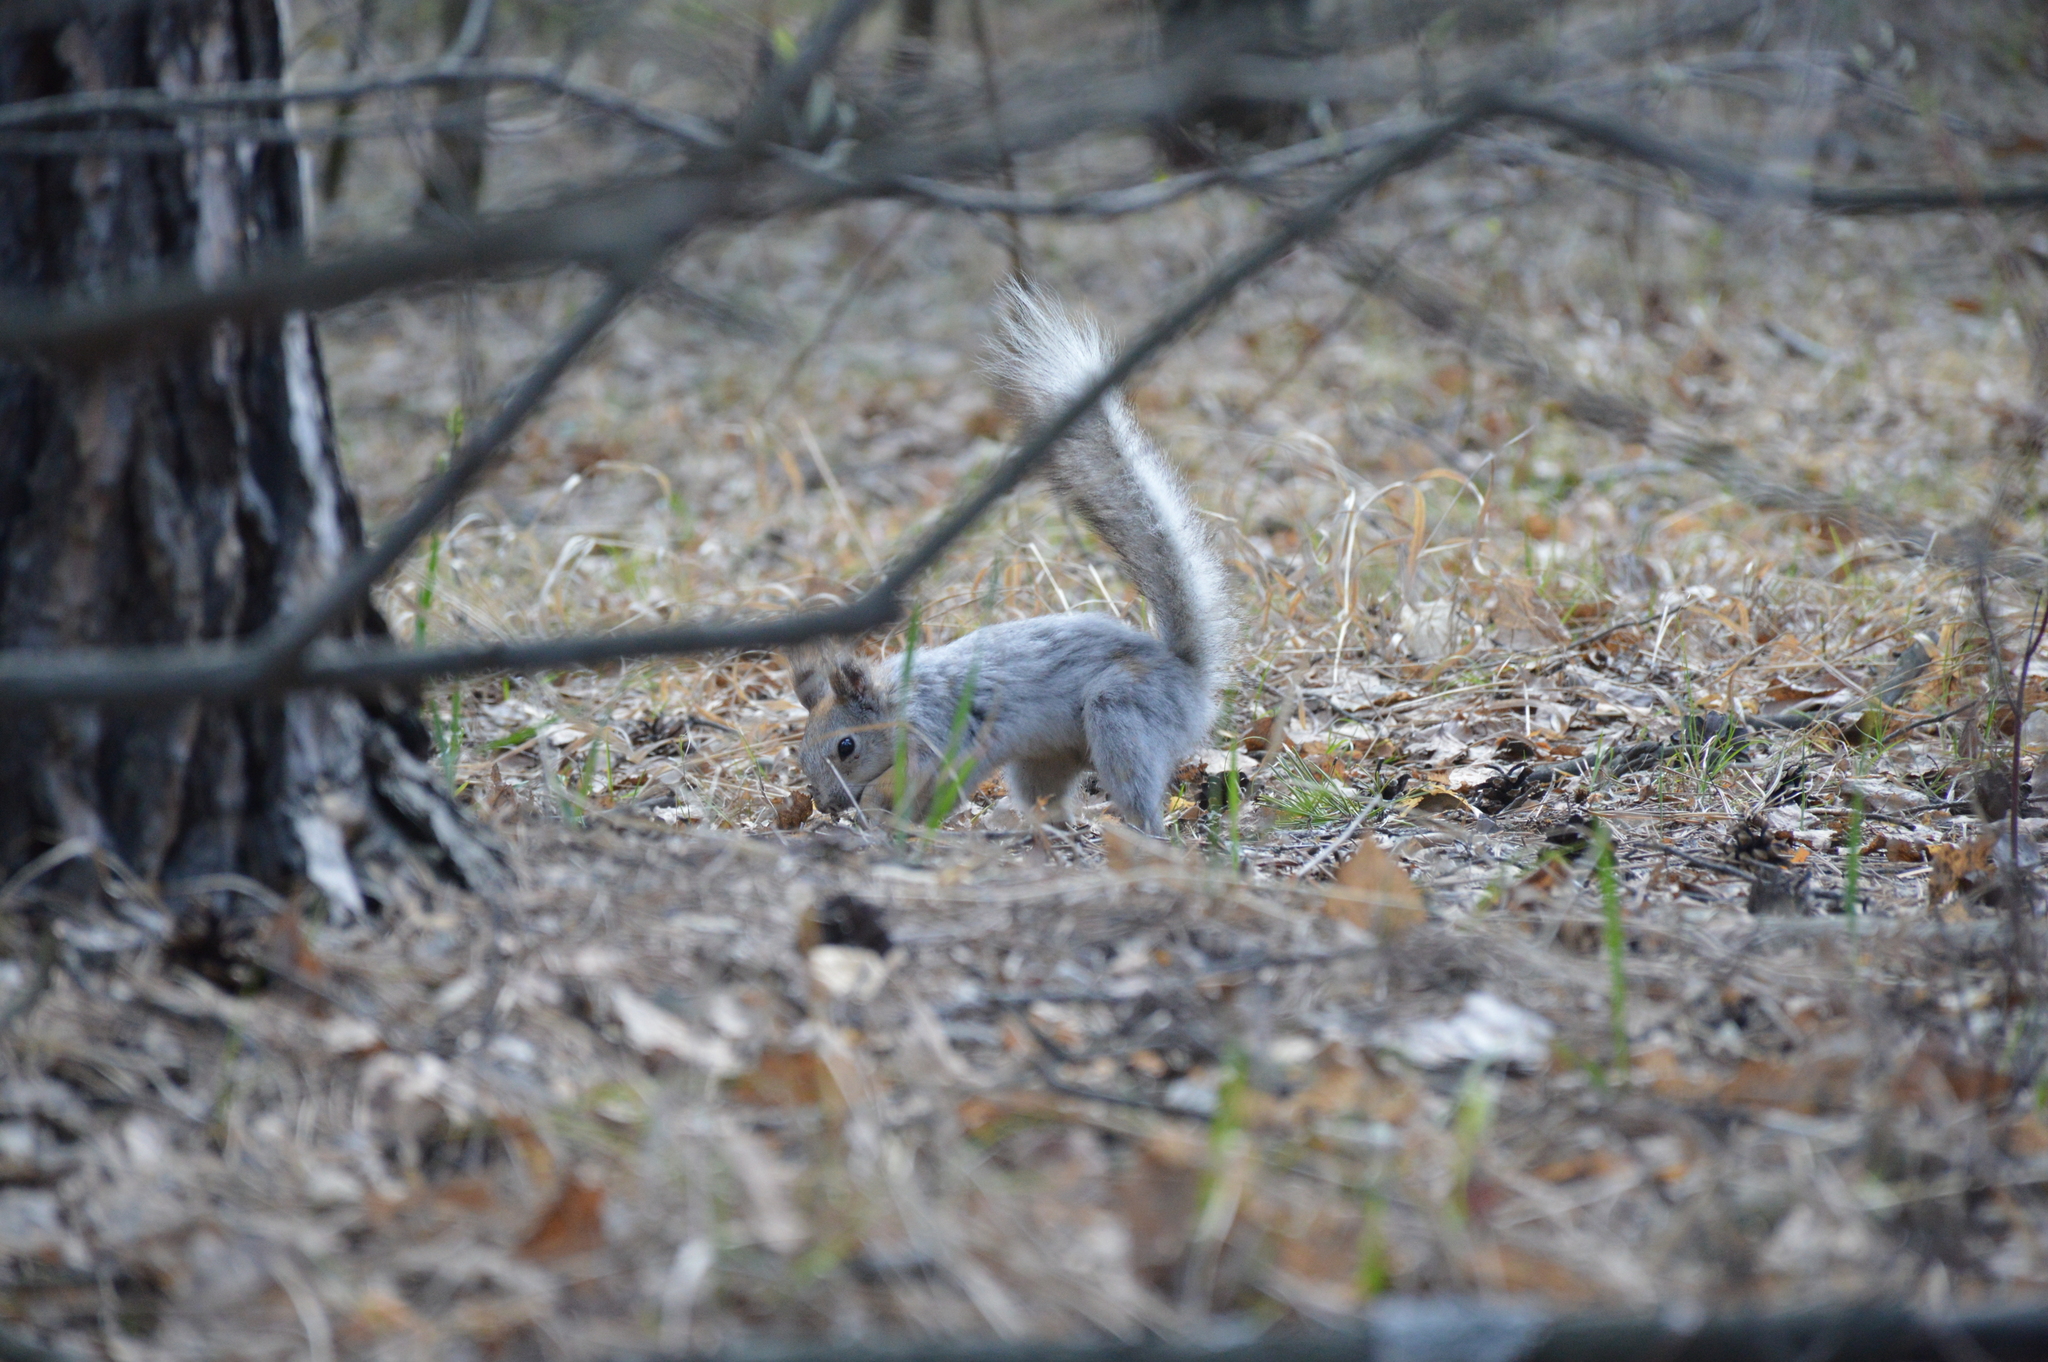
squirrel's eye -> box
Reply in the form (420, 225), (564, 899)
(836, 735), (857, 760)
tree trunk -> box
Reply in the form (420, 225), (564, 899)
(418, 0), (488, 225)
(890, 0), (940, 85)
(0, 1), (493, 921)
(1152, 0), (1317, 167)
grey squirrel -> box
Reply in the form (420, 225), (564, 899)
(789, 282), (1235, 835)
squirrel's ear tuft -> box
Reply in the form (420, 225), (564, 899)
(791, 651), (833, 711)
(831, 660), (872, 704)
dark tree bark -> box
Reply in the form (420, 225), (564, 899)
(1152, 0), (1320, 167)
(890, 0), (940, 85)
(0, 0), (492, 917)
(318, 0), (383, 206)
(418, 0), (489, 224)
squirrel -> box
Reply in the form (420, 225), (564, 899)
(789, 282), (1235, 835)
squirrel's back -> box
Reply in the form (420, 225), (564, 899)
(985, 282), (1235, 692)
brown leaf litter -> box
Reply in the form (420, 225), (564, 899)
(12, 6), (2048, 1356)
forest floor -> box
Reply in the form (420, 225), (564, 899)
(10, 7), (2048, 1359)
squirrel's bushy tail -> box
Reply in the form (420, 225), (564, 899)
(986, 280), (1235, 690)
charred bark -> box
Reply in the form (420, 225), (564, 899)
(0, 1), (496, 920)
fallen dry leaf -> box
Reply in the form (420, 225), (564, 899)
(1282, 1048), (1421, 1124)
(956, 1091), (1076, 1139)
(611, 986), (740, 1074)
(1102, 821), (1195, 872)
(2001, 1114), (2048, 1158)
(728, 1048), (830, 1108)
(516, 1175), (606, 1261)
(338, 1288), (428, 1349)
(1239, 712), (1289, 756)
(1890, 1044), (2012, 1112)
(433, 1176), (497, 1213)
(1631, 1046), (1720, 1101)
(1322, 835), (1426, 934)
(1501, 857), (1574, 916)
(1531, 1146), (1633, 1184)
(1483, 1240), (1604, 1302)
(1718, 1053), (1863, 1116)
(773, 789), (814, 829)
(1490, 575), (1568, 649)
(1929, 835), (1997, 904)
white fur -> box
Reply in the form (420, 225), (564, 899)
(986, 281), (1236, 688)
(795, 284), (1237, 835)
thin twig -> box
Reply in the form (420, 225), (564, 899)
(10, 28), (2048, 707)
(0, 58), (729, 148)
(0, 96), (1488, 704)
(1292, 806), (1374, 881)
(0, 1), (887, 704)
(268, 275), (642, 661)
(0, 69), (1190, 358)
(964, 0), (1024, 275)
(761, 205), (922, 408)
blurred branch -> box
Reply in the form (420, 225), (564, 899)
(16, 72), (2048, 363)
(0, 0), (885, 703)
(0, 1321), (83, 1362)
(572, 1301), (2048, 1362)
(1315, 233), (2048, 589)
(0, 97), (1487, 703)
(0, 177), (704, 360)
(269, 274), (641, 660)
(1213, 0), (1768, 114)
(5, 0), (2048, 705)
(0, 0), (155, 38)
(1496, 91), (2048, 214)
(316, 0), (382, 204)
(1558, 50), (1999, 143)
(893, 113), (1441, 216)
(0, 113), (521, 156)
(0, 59), (730, 149)
(0, 63), (1200, 357)
(438, 0), (495, 69)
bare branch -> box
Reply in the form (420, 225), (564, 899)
(726, 0), (878, 151)
(1209, 0), (1767, 115)
(0, 59), (727, 149)
(265, 274), (640, 661)
(891, 114), (1441, 217)
(1497, 91), (2048, 214)
(0, 96), (1489, 704)
(870, 101), (1487, 619)
(0, 177), (703, 360)
(0, 64), (1199, 358)
(6, 0), (2047, 708)
(0, 111), (530, 157)
(0, 0), (885, 703)
(438, 0), (496, 69)
(18, 72), (2048, 365)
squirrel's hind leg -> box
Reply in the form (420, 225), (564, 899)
(1007, 756), (1081, 824)
(1083, 697), (1180, 837)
